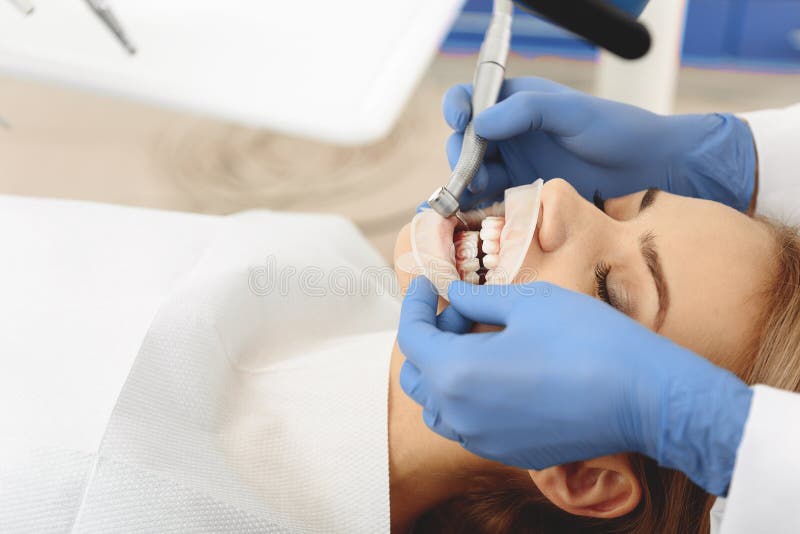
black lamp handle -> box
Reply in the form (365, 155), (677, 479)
(513, 0), (651, 59)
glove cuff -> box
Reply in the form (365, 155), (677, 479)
(657, 364), (753, 496)
(668, 113), (756, 212)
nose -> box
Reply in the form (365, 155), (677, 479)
(537, 178), (601, 253)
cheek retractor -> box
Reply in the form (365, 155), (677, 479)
(398, 179), (542, 300)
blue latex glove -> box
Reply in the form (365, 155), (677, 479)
(397, 277), (754, 496)
(444, 77), (756, 212)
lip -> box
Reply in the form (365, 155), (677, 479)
(402, 182), (543, 298)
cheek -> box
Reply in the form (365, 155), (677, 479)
(514, 245), (591, 296)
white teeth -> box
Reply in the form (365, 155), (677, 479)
(454, 231), (480, 260)
(453, 217), (506, 284)
(481, 240), (500, 254)
(480, 216), (503, 256)
(462, 271), (480, 284)
(485, 270), (501, 284)
(457, 257), (481, 274)
(479, 217), (503, 241)
(481, 216), (504, 229)
(482, 254), (500, 269)
(481, 216), (505, 284)
(479, 228), (501, 241)
(455, 231), (481, 282)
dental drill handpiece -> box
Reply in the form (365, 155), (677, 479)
(428, 0), (512, 219)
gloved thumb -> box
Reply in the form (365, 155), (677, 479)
(442, 84), (473, 132)
(473, 92), (588, 141)
(447, 281), (516, 326)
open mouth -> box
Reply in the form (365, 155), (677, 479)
(398, 180), (543, 300)
(454, 215), (504, 285)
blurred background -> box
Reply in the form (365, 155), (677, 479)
(1, 0), (799, 260)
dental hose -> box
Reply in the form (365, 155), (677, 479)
(428, 0), (513, 219)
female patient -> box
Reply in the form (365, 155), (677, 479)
(388, 178), (800, 533)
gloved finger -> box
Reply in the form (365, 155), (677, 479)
(457, 181), (498, 211)
(399, 278), (501, 367)
(446, 132), (497, 171)
(466, 165), (490, 194)
(454, 160), (512, 210)
(474, 92), (588, 141)
(463, 160), (512, 208)
(447, 133), (491, 196)
(485, 140), (498, 159)
(442, 83), (473, 132)
(447, 280), (518, 326)
(445, 79), (573, 134)
(446, 131), (464, 170)
(497, 76), (575, 100)
(398, 277), (458, 364)
(399, 360), (429, 407)
(423, 407), (462, 442)
(436, 304), (474, 334)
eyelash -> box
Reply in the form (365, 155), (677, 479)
(593, 190), (606, 212)
(594, 262), (618, 309)
(592, 192), (621, 310)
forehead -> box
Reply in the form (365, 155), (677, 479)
(616, 192), (775, 365)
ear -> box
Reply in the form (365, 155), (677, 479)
(528, 454), (642, 519)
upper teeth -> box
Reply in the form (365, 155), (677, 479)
(479, 217), (503, 241)
(453, 217), (506, 285)
(481, 217), (503, 281)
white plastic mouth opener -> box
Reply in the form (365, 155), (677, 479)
(427, 0), (513, 219)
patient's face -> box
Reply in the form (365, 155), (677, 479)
(397, 178), (775, 369)
(394, 180), (776, 518)
(512, 178), (774, 367)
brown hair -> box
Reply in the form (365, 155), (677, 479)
(412, 220), (800, 534)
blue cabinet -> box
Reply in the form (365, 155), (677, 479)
(682, 1), (733, 59)
(739, 1), (800, 61)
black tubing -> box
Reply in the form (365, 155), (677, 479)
(513, 0), (651, 59)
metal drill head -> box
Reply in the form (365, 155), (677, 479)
(428, 187), (460, 219)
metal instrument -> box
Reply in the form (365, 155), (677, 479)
(427, 0), (512, 219)
(84, 0), (137, 55)
(6, 0), (34, 15)
(427, 0), (651, 219)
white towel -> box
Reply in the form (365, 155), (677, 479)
(0, 197), (400, 532)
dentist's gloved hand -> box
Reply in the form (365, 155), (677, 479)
(397, 277), (753, 496)
(445, 77), (756, 212)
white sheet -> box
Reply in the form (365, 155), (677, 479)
(0, 196), (401, 532)
(0, 196), (218, 454)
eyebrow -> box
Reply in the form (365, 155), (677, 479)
(640, 231), (670, 330)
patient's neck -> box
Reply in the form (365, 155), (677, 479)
(388, 344), (501, 532)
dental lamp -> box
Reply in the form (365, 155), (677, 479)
(427, 0), (652, 219)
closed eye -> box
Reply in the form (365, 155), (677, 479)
(593, 190), (606, 212)
(594, 261), (622, 311)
